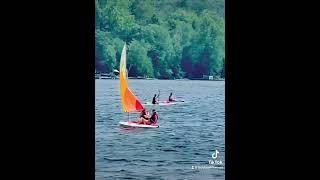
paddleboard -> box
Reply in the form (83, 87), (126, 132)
(143, 100), (184, 106)
(119, 121), (159, 128)
(143, 102), (174, 106)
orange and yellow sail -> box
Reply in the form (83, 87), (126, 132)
(119, 44), (144, 113)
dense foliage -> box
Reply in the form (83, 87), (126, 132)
(95, 0), (224, 79)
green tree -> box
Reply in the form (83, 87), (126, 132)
(96, 0), (136, 39)
(127, 40), (154, 77)
(167, 10), (197, 78)
(140, 24), (174, 78)
(95, 0), (225, 79)
(95, 30), (124, 72)
(131, 0), (155, 25)
(182, 10), (225, 78)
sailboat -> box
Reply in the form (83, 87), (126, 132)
(118, 44), (159, 128)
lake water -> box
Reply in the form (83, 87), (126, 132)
(96, 79), (225, 180)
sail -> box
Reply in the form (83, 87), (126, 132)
(119, 44), (144, 113)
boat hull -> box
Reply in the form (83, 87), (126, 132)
(119, 121), (159, 128)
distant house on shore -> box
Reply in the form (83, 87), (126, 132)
(188, 75), (220, 80)
(203, 75), (214, 80)
(95, 69), (121, 79)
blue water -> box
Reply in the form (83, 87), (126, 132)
(96, 79), (225, 180)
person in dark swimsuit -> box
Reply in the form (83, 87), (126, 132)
(147, 109), (158, 125)
(138, 109), (150, 124)
(168, 92), (175, 102)
(152, 94), (158, 104)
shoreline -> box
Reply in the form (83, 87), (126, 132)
(95, 73), (224, 81)
(95, 78), (225, 81)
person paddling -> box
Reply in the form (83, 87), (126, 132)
(168, 92), (184, 103)
(168, 92), (176, 102)
(152, 94), (158, 104)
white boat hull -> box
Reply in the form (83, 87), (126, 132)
(119, 121), (159, 128)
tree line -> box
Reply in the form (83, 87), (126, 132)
(96, 0), (225, 79)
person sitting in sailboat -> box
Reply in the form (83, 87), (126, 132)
(138, 109), (158, 125)
(148, 109), (158, 125)
(138, 109), (150, 124)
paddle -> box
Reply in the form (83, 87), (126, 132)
(157, 90), (160, 102)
